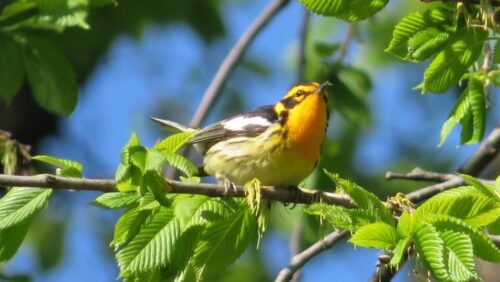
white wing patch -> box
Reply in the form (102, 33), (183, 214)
(222, 116), (272, 131)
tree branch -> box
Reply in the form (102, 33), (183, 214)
(458, 127), (500, 176)
(0, 173), (354, 207)
(189, 0), (291, 128)
(275, 230), (349, 282)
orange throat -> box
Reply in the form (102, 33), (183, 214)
(284, 93), (327, 161)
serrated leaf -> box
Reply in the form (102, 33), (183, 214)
(441, 230), (478, 281)
(303, 203), (376, 231)
(0, 187), (52, 229)
(112, 206), (153, 251)
(143, 170), (170, 207)
(390, 236), (411, 267)
(93, 192), (141, 209)
(298, 0), (388, 22)
(162, 153), (198, 177)
(116, 207), (180, 275)
(32, 155), (83, 174)
(193, 205), (256, 280)
(155, 131), (197, 154)
(121, 133), (141, 164)
(397, 211), (412, 237)
(23, 37), (78, 116)
(439, 76), (486, 145)
(429, 214), (500, 262)
(414, 186), (499, 228)
(0, 36), (24, 104)
(460, 174), (498, 198)
(349, 222), (398, 249)
(324, 170), (393, 225)
(386, 8), (451, 60)
(407, 28), (450, 61)
(414, 222), (449, 281)
(423, 28), (487, 93)
(0, 216), (33, 262)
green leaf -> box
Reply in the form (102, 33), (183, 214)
(304, 203), (377, 231)
(423, 28), (487, 93)
(0, 1), (37, 20)
(142, 170), (170, 207)
(162, 153), (198, 177)
(389, 237), (411, 267)
(314, 42), (340, 58)
(93, 192), (141, 209)
(0, 187), (52, 229)
(439, 76), (486, 145)
(32, 155), (83, 177)
(414, 222), (449, 281)
(386, 8), (451, 61)
(0, 36), (24, 104)
(89, 0), (118, 7)
(112, 206), (153, 251)
(414, 186), (499, 228)
(441, 230), (478, 281)
(193, 205), (256, 280)
(298, 0), (389, 22)
(23, 37), (78, 116)
(407, 28), (450, 61)
(121, 133), (141, 164)
(324, 170), (393, 225)
(0, 216), (33, 262)
(397, 211), (412, 237)
(155, 131), (197, 154)
(349, 222), (398, 249)
(144, 149), (166, 172)
(429, 214), (500, 262)
(460, 174), (498, 199)
(31, 0), (89, 30)
(116, 207), (181, 275)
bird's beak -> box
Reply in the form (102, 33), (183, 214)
(315, 81), (332, 94)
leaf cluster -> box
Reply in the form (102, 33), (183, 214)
(305, 172), (500, 281)
(0, 0), (115, 115)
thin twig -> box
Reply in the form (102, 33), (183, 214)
(338, 24), (355, 63)
(0, 174), (354, 207)
(189, 0), (291, 128)
(275, 230), (349, 282)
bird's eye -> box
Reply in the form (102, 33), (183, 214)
(295, 90), (304, 97)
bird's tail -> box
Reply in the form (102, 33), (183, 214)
(150, 117), (195, 133)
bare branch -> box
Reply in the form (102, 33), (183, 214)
(189, 0), (291, 128)
(0, 173), (354, 207)
(275, 230), (349, 282)
(458, 127), (500, 176)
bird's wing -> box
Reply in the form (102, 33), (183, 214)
(188, 105), (278, 145)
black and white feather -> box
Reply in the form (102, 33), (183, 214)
(152, 105), (278, 153)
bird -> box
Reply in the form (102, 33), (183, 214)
(152, 81), (331, 189)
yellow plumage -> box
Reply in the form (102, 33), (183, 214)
(153, 81), (330, 187)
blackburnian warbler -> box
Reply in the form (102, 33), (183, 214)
(152, 81), (330, 187)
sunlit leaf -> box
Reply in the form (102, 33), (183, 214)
(298, 0), (388, 22)
(349, 222), (398, 249)
(93, 192), (141, 209)
(0, 188), (52, 229)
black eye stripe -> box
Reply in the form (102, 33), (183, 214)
(280, 96), (299, 109)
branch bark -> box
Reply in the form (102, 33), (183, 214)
(275, 230), (349, 282)
(189, 0), (291, 128)
(0, 173), (354, 207)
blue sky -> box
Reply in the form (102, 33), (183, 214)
(4, 0), (500, 281)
